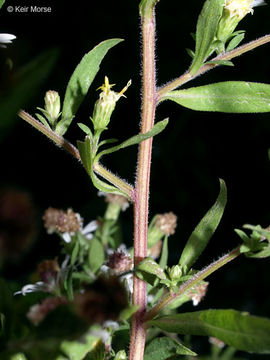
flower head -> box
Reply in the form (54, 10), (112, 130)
(216, 0), (265, 50)
(224, 0), (264, 19)
(0, 33), (16, 48)
(43, 207), (97, 243)
(92, 77), (131, 131)
(186, 281), (209, 306)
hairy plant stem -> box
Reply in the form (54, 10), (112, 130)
(144, 246), (241, 322)
(18, 110), (134, 200)
(129, 8), (157, 360)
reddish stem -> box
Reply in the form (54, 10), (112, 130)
(129, 7), (157, 360)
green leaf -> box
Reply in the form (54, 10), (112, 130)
(234, 229), (250, 243)
(0, 0), (5, 9)
(0, 313), (4, 335)
(205, 60), (234, 67)
(163, 82), (270, 113)
(97, 138), (118, 148)
(77, 136), (93, 175)
(179, 179), (227, 270)
(65, 269), (74, 301)
(243, 224), (270, 241)
(10, 354), (28, 360)
(0, 49), (58, 140)
(35, 113), (51, 129)
(135, 257), (166, 281)
(71, 240), (80, 267)
(148, 309), (270, 354)
(186, 48), (195, 59)
(144, 337), (197, 360)
(56, 38), (123, 136)
(190, 0), (223, 75)
(159, 236), (168, 270)
(236, 225), (270, 258)
(119, 305), (140, 321)
(78, 123), (92, 136)
(226, 32), (245, 52)
(88, 238), (105, 273)
(60, 335), (100, 360)
(85, 338), (105, 360)
(96, 119), (169, 161)
(77, 137), (128, 197)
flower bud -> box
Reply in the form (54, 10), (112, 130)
(92, 77), (131, 132)
(168, 265), (182, 281)
(114, 350), (127, 360)
(44, 90), (61, 124)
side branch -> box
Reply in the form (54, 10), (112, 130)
(19, 110), (135, 198)
(19, 110), (80, 160)
(144, 246), (241, 322)
(157, 34), (270, 100)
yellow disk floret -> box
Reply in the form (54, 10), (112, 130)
(224, 0), (264, 19)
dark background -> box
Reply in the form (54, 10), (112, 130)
(0, 0), (270, 357)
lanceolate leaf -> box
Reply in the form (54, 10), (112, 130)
(179, 179), (227, 270)
(77, 138), (126, 196)
(205, 60), (234, 67)
(0, 0), (5, 9)
(144, 337), (197, 360)
(95, 119), (169, 162)
(88, 237), (105, 273)
(159, 236), (169, 269)
(226, 32), (245, 52)
(190, 0), (223, 75)
(60, 335), (100, 360)
(163, 82), (270, 113)
(56, 38), (123, 136)
(148, 309), (270, 354)
(135, 258), (166, 285)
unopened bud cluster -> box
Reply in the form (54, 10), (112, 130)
(43, 207), (82, 234)
(106, 250), (133, 274)
(168, 265), (182, 281)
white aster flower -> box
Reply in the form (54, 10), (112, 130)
(0, 33), (16, 48)
(103, 320), (119, 331)
(224, 0), (265, 19)
(14, 281), (48, 296)
(62, 220), (98, 243)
